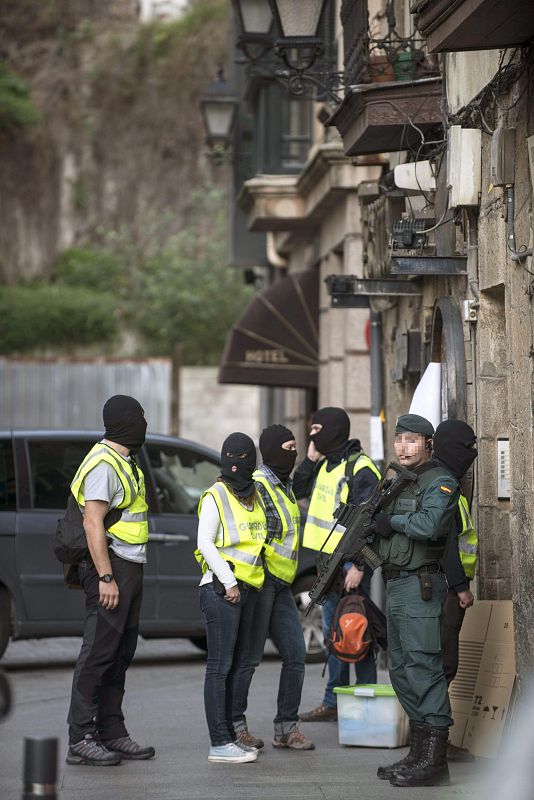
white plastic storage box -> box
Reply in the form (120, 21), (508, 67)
(334, 684), (410, 748)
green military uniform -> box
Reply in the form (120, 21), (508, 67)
(378, 462), (458, 728)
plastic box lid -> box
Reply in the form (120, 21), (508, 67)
(334, 683), (397, 697)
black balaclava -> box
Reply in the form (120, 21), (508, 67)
(221, 432), (257, 498)
(103, 395), (147, 454)
(310, 407), (350, 459)
(259, 424), (296, 483)
(432, 419), (478, 479)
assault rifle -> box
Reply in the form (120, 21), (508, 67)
(305, 462), (418, 613)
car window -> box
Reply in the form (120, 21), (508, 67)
(145, 444), (219, 515)
(0, 440), (16, 510)
(28, 440), (91, 509)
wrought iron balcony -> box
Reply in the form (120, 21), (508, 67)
(331, 1), (443, 156)
(341, 0), (438, 87)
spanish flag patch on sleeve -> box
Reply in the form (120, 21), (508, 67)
(440, 485), (452, 494)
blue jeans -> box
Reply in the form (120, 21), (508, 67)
(232, 574), (306, 736)
(199, 582), (252, 747)
(322, 590), (377, 708)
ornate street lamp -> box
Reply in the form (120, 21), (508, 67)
(231, 1), (273, 62)
(269, 0), (328, 71)
(230, 0), (340, 102)
(200, 70), (238, 156)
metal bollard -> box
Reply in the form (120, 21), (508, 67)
(22, 737), (58, 800)
(0, 668), (11, 721)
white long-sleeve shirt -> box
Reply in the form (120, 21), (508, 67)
(196, 493), (239, 589)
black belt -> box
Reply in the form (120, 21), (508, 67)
(382, 563), (442, 583)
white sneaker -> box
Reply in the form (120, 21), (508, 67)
(208, 743), (258, 763)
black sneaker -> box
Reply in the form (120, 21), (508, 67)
(66, 734), (121, 766)
(103, 735), (155, 760)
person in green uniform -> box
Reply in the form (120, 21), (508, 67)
(371, 414), (477, 788)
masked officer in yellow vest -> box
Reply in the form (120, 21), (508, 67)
(230, 425), (314, 752)
(435, 421), (478, 763)
(66, 395), (155, 767)
(293, 407), (381, 722)
(195, 432), (267, 764)
(374, 414), (477, 788)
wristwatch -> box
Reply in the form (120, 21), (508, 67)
(99, 574), (114, 583)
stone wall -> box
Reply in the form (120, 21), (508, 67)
(0, 0), (227, 282)
(378, 48), (534, 682)
(179, 367), (261, 452)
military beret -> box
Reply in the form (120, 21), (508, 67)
(395, 414), (435, 436)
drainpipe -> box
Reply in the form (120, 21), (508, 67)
(466, 207), (480, 584)
(369, 310), (384, 467)
(261, 233), (288, 429)
(266, 232), (288, 269)
(369, 310), (385, 613)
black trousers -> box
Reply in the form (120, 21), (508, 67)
(67, 551), (143, 744)
(441, 589), (466, 686)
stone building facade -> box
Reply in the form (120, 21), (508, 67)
(225, 0), (534, 681)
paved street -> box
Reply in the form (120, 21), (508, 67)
(0, 638), (480, 800)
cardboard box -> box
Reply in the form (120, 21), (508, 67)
(449, 600), (516, 758)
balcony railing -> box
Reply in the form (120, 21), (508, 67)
(341, 0), (369, 87)
(341, 0), (438, 86)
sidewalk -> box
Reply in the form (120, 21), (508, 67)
(0, 639), (480, 800)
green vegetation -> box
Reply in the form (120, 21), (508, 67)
(130, 190), (254, 365)
(54, 248), (123, 291)
(143, 1), (226, 59)
(0, 284), (117, 354)
(2, 189), (252, 364)
(0, 1), (241, 364)
(0, 62), (40, 131)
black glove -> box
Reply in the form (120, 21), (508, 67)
(371, 512), (394, 537)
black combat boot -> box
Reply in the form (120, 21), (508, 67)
(390, 725), (450, 787)
(377, 721), (425, 780)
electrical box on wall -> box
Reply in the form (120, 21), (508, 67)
(394, 160), (436, 192)
(391, 327), (421, 383)
(497, 439), (510, 500)
(447, 126), (482, 207)
(490, 128), (515, 186)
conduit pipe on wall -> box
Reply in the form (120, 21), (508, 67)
(466, 206), (480, 513)
(369, 311), (384, 465)
(266, 232), (288, 269)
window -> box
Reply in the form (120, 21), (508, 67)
(28, 440), (90, 509)
(281, 97), (313, 170)
(252, 83), (312, 175)
(0, 440), (16, 510)
(145, 444), (219, 515)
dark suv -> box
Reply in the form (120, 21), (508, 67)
(0, 431), (322, 660)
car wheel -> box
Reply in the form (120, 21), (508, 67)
(0, 586), (11, 660)
(189, 636), (208, 652)
(292, 575), (325, 664)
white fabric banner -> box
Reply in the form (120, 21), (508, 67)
(409, 362), (442, 431)
(369, 415), (385, 462)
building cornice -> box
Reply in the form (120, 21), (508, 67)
(238, 141), (362, 233)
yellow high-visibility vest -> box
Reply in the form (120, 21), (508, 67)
(195, 482), (267, 589)
(254, 469), (300, 584)
(71, 442), (148, 545)
(303, 454), (381, 553)
(458, 494), (478, 579)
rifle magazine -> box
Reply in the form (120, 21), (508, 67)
(360, 544), (383, 570)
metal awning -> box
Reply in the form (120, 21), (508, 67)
(218, 270), (318, 389)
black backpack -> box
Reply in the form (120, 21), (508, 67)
(359, 588), (388, 651)
(54, 495), (122, 587)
